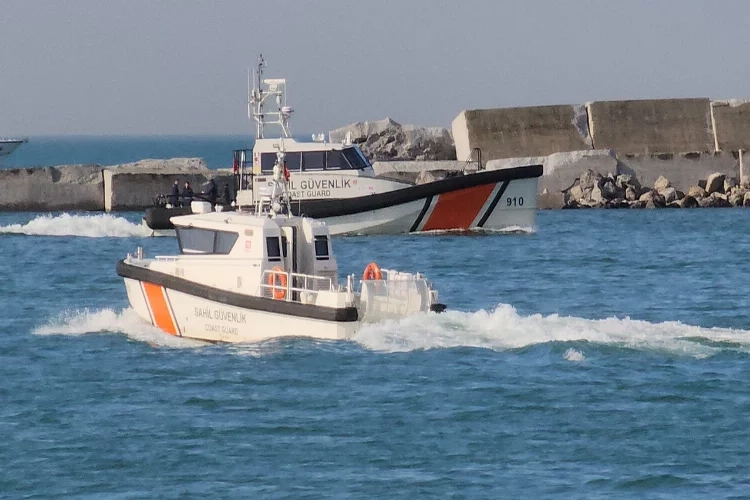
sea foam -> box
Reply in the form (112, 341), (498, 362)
(0, 213), (151, 238)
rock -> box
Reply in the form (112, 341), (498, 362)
(654, 175), (671, 191)
(625, 186), (638, 201)
(606, 198), (629, 209)
(415, 169), (453, 184)
(329, 118), (456, 161)
(590, 184), (605, 203)
(709, 192), (731, 207)
(698, 179), (708, 190)
(725, 177), (739, 192)
(639, 189), (660, 203)
(660, 187), (678, 204)
(676, 195), (699, 208)
(569, 183), (584, 201)
(601, 179), (619, 199)
(579, 169), (603, 191)
(744, 192), (750, 207)
(616, 173), (641, 192)
(705, 172), (726, 194)
(629, 200), (647, 209)
(688, 185), (706, 198)
(729, 192), (744, 207)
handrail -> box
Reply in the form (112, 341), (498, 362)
(462, 147), (482, 172)
(259, 269), (334, 301)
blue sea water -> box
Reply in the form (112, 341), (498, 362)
(1, 135), (259, 169)
(4, 206), (750, 498)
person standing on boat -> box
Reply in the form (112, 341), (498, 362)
(203, 178), (218, 205)
(222, 184), (231, 205)
(182, 181), (194, 206)
(169, 180), (180, 207)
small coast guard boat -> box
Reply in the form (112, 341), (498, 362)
(143, 56), (541, 236)
(120, 150), (445, 343)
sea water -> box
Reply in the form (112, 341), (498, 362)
(3, 207), (750, 498)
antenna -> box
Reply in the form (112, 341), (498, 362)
(248, 55), (293, 140)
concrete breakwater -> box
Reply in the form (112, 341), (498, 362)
(0, 159), (233, 212)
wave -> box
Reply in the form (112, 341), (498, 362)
(33, 304), (750, 358)
(354, 304), (750, 358)
(0, 213), (151, 238)
(32, 308), (204, 348)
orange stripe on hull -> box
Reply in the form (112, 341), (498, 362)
(421, 184), (495, 231)
(142, 283), (178, 336)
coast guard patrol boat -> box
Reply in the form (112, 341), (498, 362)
(143, 56), (541, 236)
(121, 147), (445, 343)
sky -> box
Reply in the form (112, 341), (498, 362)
(2, 0), (749, 136)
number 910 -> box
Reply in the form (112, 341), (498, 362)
(506, 197), (524, 207)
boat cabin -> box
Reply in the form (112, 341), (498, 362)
(170, 208), (339, 299)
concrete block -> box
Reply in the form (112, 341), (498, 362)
(616, 151), (741, 191)
(588, 98), (714, 154)
(711, 100), (750, 152)
(452, 104), (593, 162)
(0, 165), (104, 211)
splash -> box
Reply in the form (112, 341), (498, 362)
(32, 308), (204, 348)
(354, 304), (750, 358)
(417, 225), (535, 236)
(563, 348), (585, 362)
(0, 213), (151, 238)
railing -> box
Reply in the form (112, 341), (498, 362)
(258, 269), (334, 302)
(462, 147), (483, 172)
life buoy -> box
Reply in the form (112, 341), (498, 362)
(268, 265), (287, 300)
(362, 261), (383, 281)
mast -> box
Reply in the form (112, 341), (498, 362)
(248, 55), (292, 140)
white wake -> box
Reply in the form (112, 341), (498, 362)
(32, 308), (204, 348)
(354, 304), (750, 359)
(0, 213), (151, 238)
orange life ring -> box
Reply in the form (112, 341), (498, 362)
(362, 261), (383, 281)
(268, 265), (287, 300)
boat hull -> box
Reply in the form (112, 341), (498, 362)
(118, 260), (359, 343)
(143, 165), (542, 236)
(0, 139), (26, 160)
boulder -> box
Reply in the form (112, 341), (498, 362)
(579, 169), (603, 191)
(660, 187), (678, 204)
(725, 177), (739, 192)
(654, 175), (671, 191)
(415, 169), (455, 184)
(629, 200), (647, 209)
(729, 192), (744, 207)
(705, 172), (726, 194)
(688, 185), (706, 198)
(675, 195), (699, 208)
(329, 118), (456, 161)
(616, 173), (641, 192)
(625, 186), (638, 201)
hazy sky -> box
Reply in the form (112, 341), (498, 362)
(2, 0), (749, 136)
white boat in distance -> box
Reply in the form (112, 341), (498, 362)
(120, 155), (445, 343)
(143, 56), (541, 236)
(0, 138), (28, 162)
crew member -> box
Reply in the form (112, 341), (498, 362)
(182, 181), (194, 206)
(203, 178), (218, 205)
(222, 184), (231, 205)
(169, 180), (180, 206)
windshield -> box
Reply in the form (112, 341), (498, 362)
(342, 147), (370, 169)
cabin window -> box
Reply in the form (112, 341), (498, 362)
(314, 235), (329, 260)
(343, 147), (369, 169)
(260, 153), (276, 173)
(302, 151), (326, 171)
(285, 152), (301, 171)
(325, 150), (346, 170)
(214, 232), (239, 254)
(266, 236), (282, 261)
(177, 228), (238, 255)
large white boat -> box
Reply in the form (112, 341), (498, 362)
(119, 154), (445, 343)
(143, 56), (541, 236)
(0, 138), (27, 162)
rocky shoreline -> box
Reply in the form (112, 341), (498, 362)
(563, 170), (750, 209)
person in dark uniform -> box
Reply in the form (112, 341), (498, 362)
(169, 180), (180, 206)
(222, 184), (231, 205)
(203, 178), (218, 205)
(182, 181), (194, 206)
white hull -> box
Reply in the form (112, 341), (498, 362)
(125, 278), (357, 342)
(146, 177), (538, 237)
(0, 139), (26, 159)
